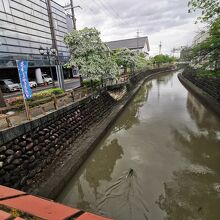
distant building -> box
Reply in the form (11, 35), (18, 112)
(106, 36), (150, 57)
(0, 0), (72, 79)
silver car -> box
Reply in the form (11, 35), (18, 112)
(0, 79), (20, 93)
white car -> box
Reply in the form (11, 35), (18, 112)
(42, 74), (53, 84)
(29, 81), (37, 88)
(0, 79), (20, 93)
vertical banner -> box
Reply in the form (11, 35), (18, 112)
(16, 60), (32, 100)
(16, 60), (32, 120)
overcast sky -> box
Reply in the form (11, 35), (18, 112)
(55, 0), (203, 56)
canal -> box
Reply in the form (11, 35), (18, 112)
(57, 71), (220, 220)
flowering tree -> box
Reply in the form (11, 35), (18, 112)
(64, 28), (118, 80)
(113, 48), (138, 74)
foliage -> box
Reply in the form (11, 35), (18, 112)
(152, 54), (176, 66)
(112, 49), (151, 73)
(188, 0), (220, 71)
(188, 0), (220, 23)
(34, 88), (64, 98)
(180, 47), (193, 61)
(83, 78), (100, 88)
(112, 48), (138, 73)
(8, 88), (64, 107)
(136, 52), (151, 70)
(64, 28), (119, 79)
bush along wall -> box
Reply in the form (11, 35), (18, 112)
(0, 91), (116, 191)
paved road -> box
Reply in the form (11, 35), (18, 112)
(3, 79), (80, 99)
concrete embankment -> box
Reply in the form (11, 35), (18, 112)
(0, 67), (174, 199)
(178, 72), (220, 117)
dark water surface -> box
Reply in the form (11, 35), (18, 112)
(57, 71), (220, 220)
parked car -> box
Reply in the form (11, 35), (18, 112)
(42, 74), (53, 84)
(29, 81), (37, 88)
(0, 79), (20, 93)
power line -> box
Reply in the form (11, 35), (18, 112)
(78, 0), (97, 15)
(97, 0), (130, 26)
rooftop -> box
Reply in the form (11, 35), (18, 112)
(106, 37), (150, 51)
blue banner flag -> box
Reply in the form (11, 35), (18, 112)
(16, 60), (32, 100)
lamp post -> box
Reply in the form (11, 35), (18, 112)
(39, 46), (56, 87)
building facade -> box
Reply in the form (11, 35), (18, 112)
(0, 0), (71, 78)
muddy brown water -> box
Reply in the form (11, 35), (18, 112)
(57, 71), (220, 220)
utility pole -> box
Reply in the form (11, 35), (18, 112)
(172, 48), (175, 57)
(159, 41), (162, 55)
(46, 0), (65, 90)
(47, 0), (58, 52)
(137, 30), (140, 51)
(70, 0), (76, 30)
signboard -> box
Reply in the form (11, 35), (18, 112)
(16, 60), (32, 100)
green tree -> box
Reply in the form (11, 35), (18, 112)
(153, 54), (176, 67)
(188, 0), (220, 71)
(64, 28), (118, 80)
(191, 22), (220, 70)
(188, 0), (220, 23)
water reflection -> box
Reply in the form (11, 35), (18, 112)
(113, 82), (152, 132)
(57, 139), (124, 212)
(84, 139), (124, 193)
(187, 93), (220, 130)
(157, 92), (220, 219)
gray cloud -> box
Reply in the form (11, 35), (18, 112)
(56, 0), (200, 56)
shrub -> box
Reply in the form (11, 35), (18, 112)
(83, 79), (100, 88)
(7, 88), (64, 107)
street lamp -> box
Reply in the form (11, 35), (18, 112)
(39, 46), (56, 87)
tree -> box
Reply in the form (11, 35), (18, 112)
(113, 48), (137, 74)
(64, 28), (118, 80)
(153, 54), (176, 67)
(188, 0), (220, 71)
(188, 0), (220, 23)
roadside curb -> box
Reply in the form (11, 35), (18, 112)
(178, 72), (220, 117)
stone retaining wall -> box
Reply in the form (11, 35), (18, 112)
(183, 68), (220, 103)
(0, 92), (116, 191)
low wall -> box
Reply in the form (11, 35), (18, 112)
(182, 68), (220, 103)
(0, 92), (116, 191)
(178, 72), (220, 116)
(0, 67), (174, 194)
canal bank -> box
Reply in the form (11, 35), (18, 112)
(178, 72), (220, 116)
(57, 71), (220, 220)
(31, 68), (174, 199)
